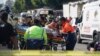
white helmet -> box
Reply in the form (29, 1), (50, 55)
(20, 12), (28, 17)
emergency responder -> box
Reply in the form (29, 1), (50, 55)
(60, 17), (76, 50)
(24, 19), (48, 50)
(87, 34), (100, 51)
(15, 16), (29, 35)
(26, 16), (33, 27)
(15, 15), (30, 49)
(44, 20), (58, 50)
(16, 12), (31, 27)
(17, 17), (29, 26)
(0, 10), (18, 49)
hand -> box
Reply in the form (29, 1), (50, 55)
(90, 48), (95, 52)
(60, 30), (63, 34)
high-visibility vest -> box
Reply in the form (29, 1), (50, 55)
(24, 26), (48, 45)
(61, 22), (74, 33)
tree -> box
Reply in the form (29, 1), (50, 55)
(35, 0), (80, 9)
(13, 0), (80, 13)
(31, 0), (44, 8)
(25, 0), (33, 10)
(13, 0), (25, 13)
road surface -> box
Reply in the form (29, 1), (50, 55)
(56, 40), (92, 51)
(0, 40), (92, 51)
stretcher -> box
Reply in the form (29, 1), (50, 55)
(16, 26), (65, 50)
(16, 26), (29, 36)
(49, 36), (64, 43)
(47, 34), (65, 50)
(15, 26), (29, 49)
(16, 29), (25, 36)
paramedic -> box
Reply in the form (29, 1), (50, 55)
(24, 19), (48, 50)
(60, 17), (76, 50)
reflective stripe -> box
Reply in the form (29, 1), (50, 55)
(27, 37), (43, 40)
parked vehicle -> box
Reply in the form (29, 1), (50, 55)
(76, 0), (100, 43)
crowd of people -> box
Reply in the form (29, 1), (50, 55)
(0, 10), (100, 51)
(0, 9), (77, 50)
(0, 9), (100, 51)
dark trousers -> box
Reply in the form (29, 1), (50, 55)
(0, 38), (13, 49)
(63, 33), (77, 50)
(26, 39), (44, 50)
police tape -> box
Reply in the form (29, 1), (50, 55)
(0, 50), (100, 56)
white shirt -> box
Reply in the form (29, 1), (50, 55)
(44, 25), (58, 37)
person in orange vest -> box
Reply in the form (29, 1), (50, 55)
(60, 17), (76, 50)
(60, 17), (74, 33)
(67, 17), (76, 32)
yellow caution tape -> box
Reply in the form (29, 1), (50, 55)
(0, 50), (100, 56)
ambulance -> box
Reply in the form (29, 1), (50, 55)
(76, 0), (100, 43)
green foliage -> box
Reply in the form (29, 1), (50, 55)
(13, 0), (79, 13)
(13, 0), (25, 13)
(31, 0), (44, 8)
(25, 0), (33, 10)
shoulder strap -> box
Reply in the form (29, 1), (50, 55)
(27, 29), (30, 39)
(41, 28), (44, 39)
